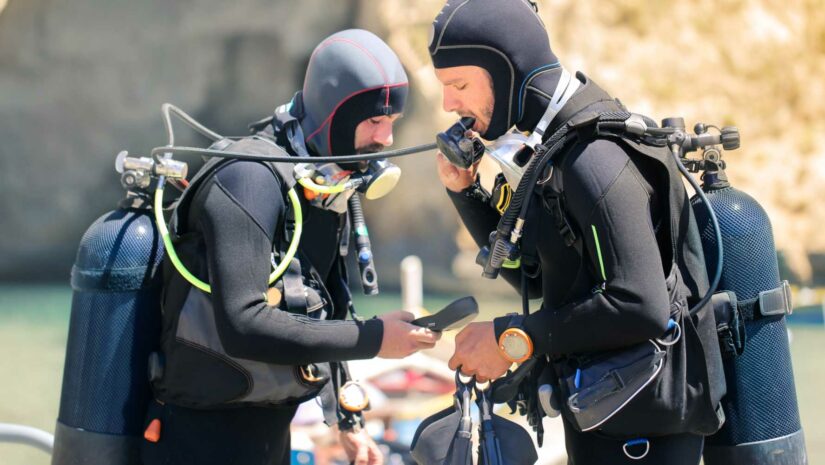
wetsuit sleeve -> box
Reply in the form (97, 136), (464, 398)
(447, 186), (543, 298)
(502, 140), (671, 355)
(198, 161), (384, 364)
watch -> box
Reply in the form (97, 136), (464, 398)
(497, 314), (533, 364)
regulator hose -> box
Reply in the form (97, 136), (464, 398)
(156, 104), (304, 293)
(150, 143), (438, 165)
(669, 147), (724, 315)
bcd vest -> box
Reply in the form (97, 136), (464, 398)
(499, 75), (727, 438)
(150, 136), (345, 410)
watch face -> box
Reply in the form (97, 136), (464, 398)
(339, 382), (369, 412)
(502, 332), (530, 359)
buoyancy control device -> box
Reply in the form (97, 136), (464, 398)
(440, 95), (806, 461)
(51, 103), (438, 464)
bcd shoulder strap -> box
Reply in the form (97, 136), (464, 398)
(527, 85), (681, 289)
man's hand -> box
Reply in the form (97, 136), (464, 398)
(448, 321), (511, 382)
(436, 152), (480, 193)
(377, 311), (442, 359)
(339, 428), (383, 465)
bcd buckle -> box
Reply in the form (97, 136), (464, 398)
(300, 364), (324, 383)
(759, 280), (793, 316)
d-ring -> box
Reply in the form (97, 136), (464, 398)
(622, 439), (650, 460)
(537, 164), (554, 185)
(655, 320), (682, 347)
(455, 367), (475, 386)
(623, 439), (650, 460)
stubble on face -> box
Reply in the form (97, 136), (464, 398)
(475, 99), (494, 136)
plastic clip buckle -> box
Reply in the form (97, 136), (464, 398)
(759, 280), (792, 316)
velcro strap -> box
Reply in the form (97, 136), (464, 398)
(567, 111), (601, 129)
(737, 281), (792, 320)
(711, 291), (745, 359)
(567, 111), (601, 140)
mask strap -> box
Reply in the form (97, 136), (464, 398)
(524, 67), (580, 149)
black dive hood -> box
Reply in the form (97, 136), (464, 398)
(429, 0), (561, 140)
(297, 29), (409, 158)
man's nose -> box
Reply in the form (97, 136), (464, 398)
(442, 88), (460, 113)
(373, 121), (394, 147)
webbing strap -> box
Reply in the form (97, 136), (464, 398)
(525, 68), (580, 149)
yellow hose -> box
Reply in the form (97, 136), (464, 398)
(154, 180), (303, 293)
(297, 176), (348, 194)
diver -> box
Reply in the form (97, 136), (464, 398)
(427, 0), (725, 463)
(140, 29), (440, 465)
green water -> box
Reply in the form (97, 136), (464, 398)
(1, 285), (823, 465)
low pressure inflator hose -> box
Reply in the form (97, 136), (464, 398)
(153, 177), (303, 293)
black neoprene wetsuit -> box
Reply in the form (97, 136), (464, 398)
(464, 138), (674, 356)
(141, 159), (383, 465)
(449, 137), (705, 464)
(194, 159), (381, 363)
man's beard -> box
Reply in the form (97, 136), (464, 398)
(476, 101), (494, 138)
(460, 101), (494, 138)
(356, 143), (385, 155)
(337, 143), (385, 171)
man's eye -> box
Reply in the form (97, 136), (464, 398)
(370, 118), (381, 125)
(456, 84), (468, 91)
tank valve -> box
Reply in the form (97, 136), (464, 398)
(115, 151), (188, 190)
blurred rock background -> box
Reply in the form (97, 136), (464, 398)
(1, 0), (824, 294)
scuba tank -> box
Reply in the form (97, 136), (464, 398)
(51, 154), (173, 465)
(686, 121), (807, 464)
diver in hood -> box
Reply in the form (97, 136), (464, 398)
(428, 1), (725, 464)
(142, 29), (439, 465)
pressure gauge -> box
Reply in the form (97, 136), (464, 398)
(339, 381), (370, 413)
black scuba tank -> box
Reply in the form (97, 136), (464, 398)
(692, 174), (807, 464)
(51, 196), (163, 465)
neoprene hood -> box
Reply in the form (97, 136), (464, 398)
(429, 0), (560, 139)
(298, 29), (409, 157)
